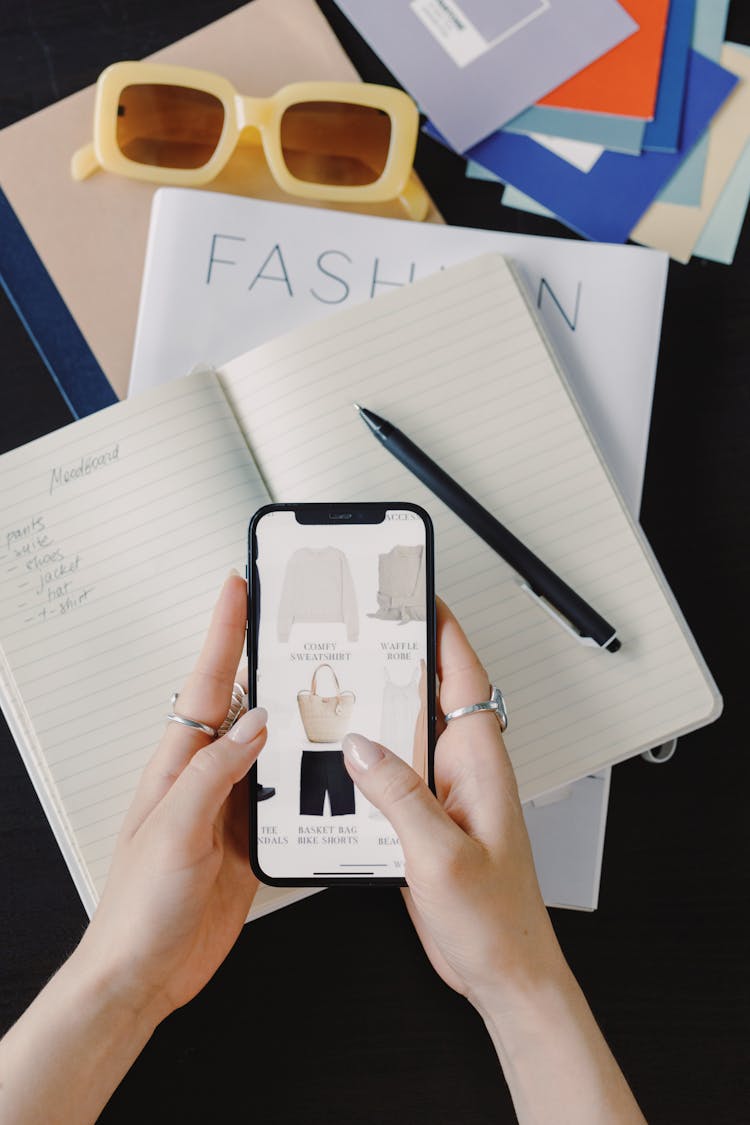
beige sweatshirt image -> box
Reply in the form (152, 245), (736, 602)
(277, 546), (360, 641)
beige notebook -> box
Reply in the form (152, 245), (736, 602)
(0, 254), (720, 916)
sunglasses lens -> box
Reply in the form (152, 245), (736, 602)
(116, 84), (225, 169)
(280, 101), (392, 186)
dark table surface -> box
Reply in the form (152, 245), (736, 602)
(1, 3), (748, 1122)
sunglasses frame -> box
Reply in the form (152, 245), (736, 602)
(72, 61), (424, 209)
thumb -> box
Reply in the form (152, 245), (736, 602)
(342, 732), (464, 863)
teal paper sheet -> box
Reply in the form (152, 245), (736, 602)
(502, 183), (557, 219)
(658, 0), (731, 205)
(501, 104), (645, 155)
(467, 159), (502, 183)
(693, 140), (750, 263)
(693, 44), (750, 264)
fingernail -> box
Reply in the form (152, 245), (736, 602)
(227, 567), (242, 579)
(227, 706), (267, 743)
(342, 732), (384, 771)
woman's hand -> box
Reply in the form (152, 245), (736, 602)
(342, 597), (558, 1009)
(343, 597), (646, 1124)
(77, 571), (266, 1025)
(0, 574), (269, 1125)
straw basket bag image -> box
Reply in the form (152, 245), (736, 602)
(297, 663), (356, 743)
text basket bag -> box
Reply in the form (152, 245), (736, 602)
(297, 663), (356, 743)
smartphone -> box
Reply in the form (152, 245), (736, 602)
(248, 502), (436, 887)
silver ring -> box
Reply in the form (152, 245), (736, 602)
(166, 682), (248, 739)
(216, 682), (249, 736)
(443, 685), (508, 731)
(167, 693), (217, 737)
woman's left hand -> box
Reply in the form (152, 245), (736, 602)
(78, 572), (266, 1025)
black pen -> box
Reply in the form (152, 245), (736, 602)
(355, 405), (620, 653)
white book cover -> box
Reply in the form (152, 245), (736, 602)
(130, 189), (668, 516)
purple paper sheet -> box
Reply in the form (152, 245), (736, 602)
(333, 0), (637, 152)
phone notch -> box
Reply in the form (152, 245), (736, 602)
(293, 503), (387, 525)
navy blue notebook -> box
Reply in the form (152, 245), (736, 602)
(0, 187), (118, 421)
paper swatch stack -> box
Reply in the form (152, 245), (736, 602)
(335, 0), (750, 265)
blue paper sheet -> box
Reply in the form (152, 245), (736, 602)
(427, 51), (737, 244)
(658, 0), (731, 204)
(643, 0), (696, 153)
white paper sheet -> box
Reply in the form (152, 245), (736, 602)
(529, 132), (604, 172)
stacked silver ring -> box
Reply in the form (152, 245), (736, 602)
(217, 681), (249, 736)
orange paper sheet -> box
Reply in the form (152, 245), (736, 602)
(537, 0), (669, 118)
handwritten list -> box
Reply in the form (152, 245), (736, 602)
(4, 512), (93, 626)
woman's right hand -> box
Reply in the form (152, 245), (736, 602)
(343, 599), (647, 1123)
(342, 597), (562, 1010)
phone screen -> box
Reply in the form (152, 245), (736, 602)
(249, 504), (434, 884)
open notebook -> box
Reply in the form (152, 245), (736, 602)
(0, 254), (721, 917)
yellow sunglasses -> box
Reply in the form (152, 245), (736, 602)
(71, 62), (430, 220)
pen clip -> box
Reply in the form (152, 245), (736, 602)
(519, 582), (600, 648)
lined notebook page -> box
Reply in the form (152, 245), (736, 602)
(0, 372), (274, 914)
(218, 253), (720, 801)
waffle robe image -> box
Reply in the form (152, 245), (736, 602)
(367, 544), (426, 624)
(299, 747), (356, 816)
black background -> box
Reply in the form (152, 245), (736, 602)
(1, 3), (748, 1122)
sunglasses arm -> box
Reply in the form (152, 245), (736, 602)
(399, 171), (431, 222)
(68, 139), (429, 219)
(71, 143), (101, 181)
